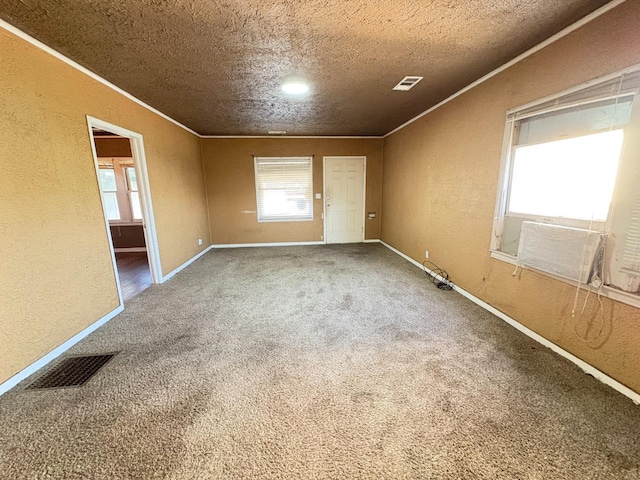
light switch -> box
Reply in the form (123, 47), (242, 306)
(315, 193), (322, 199)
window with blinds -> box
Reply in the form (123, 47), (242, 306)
(491, 66), (640, 302)
(254, 157), (313, 222)
(622, 192), (640, 275)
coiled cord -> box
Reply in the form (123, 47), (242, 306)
(422, 260), (454, 290)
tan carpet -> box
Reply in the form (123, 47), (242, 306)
(1, 244), (639, 479)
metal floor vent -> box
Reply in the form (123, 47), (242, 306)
(26, 354), (117, 390)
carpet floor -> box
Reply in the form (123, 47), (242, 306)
(1, 244), (639, 479)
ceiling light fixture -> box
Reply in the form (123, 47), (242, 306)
(268, 130), (287, 135)
(281, 81), (309, 95)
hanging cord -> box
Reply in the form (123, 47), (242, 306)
(571, 75), (625, 343)
(422, 260), (454, 290)
(570, 219), (593, 318)
(512, 263), (521, 277)
(574, 236), (607, 344)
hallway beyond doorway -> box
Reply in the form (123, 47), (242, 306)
(115, 252), (151, 301)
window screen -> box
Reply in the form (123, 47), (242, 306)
(254, 157), (313, 222)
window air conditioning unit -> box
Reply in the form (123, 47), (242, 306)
(516, 222), (604, 284)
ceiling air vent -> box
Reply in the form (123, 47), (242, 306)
(392, 76), (423, 91)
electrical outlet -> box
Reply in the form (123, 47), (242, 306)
(425, 250), (429, 259)
(198, 238), (203, 246)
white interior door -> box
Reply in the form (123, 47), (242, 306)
(324, 156), (365, 244)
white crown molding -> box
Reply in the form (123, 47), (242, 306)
(200, 135), (383, 139)
(0, 19), (199, 137)
(1, 1), (627, 140)
(383, 0), (628, 138)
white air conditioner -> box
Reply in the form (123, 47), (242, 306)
(516, 222), (604, 284)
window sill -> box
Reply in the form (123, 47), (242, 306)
(257, 217), (314, 223)
(490, 250), (640, 309)
(109, 221), (144, 227)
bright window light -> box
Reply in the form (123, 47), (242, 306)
(254, 157), (313, 222)
(508, 129), (624, 221)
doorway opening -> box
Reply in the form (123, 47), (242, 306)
(323, 156), (367, 244)
(87, 117), (162, 304)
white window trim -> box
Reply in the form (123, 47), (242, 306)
(254, 156), (314, 223)
(87, 116), (163, 289)
(490, 64), (640, 309)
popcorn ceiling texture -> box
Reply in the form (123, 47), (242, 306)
(0, 0), (611, 135)
(0, 27), (210, 386)
(381, 1), (640, 395)
(1, 245), (639, 479)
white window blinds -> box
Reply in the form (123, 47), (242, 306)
(493, 66), (640, 303)
(254, 157), (313, 222)
(622, 192), (640, 275)
(508, 70), (640, 126)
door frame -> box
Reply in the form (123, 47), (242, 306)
(86, 116), (163, 304)
(322, 156), (367, 244)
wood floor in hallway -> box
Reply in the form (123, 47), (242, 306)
(115, 251), (151, 302)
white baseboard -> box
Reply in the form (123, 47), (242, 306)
(0, 304), (124, 396)
(160, 245), (213, 283)
(213, 240), (381, 248)
(379, 240), (640, 405)
(212, 241), (325, 249)
(114, 247), (147, 253)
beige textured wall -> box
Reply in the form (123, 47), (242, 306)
(381, 2), (640, 393)
(0, 29), (210, 385)
(202, 138), (383, 244)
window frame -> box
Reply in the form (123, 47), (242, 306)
(97, 166), (121, 221)
(490, 65), (640, 308)
(98, 157), (143, 225)
(124, 165), (143, 221)
(253, 156), (314, 223)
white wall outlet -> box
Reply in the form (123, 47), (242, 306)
(425, 250), (429, 259)
(198, 238), (203, 246)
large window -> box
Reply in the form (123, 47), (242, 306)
(254, 157), (313, 222)
(97, 158), (143, 223)
(508, 130), (623, 222)
(491, 68), (640, 303)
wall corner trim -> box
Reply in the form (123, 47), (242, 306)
(363, 239), (381, 243)
(378, 240), (640, 405)
(383, 0), (628, 138)
(0, 304), (124, 397)
(161, 245), (214, 283)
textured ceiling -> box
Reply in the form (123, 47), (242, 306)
(0, 0), (613, 136)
